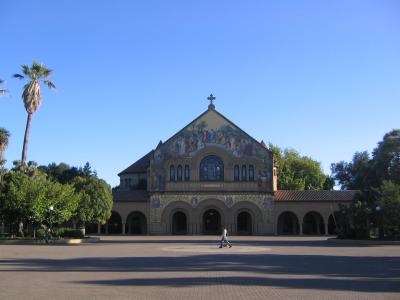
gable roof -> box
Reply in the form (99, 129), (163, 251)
(275, 190), (359, 201)
(157, 106), (271, 154)
(118, 150), (154, 176)
(119, 105), (271, 177)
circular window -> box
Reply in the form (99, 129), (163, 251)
(200, 155), (224, 181)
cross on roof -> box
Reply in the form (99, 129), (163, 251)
(207, 94), (216, 106)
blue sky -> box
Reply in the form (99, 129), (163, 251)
(1, 1), (399, 187)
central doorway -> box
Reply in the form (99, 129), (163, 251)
(203, 209), (221, 234)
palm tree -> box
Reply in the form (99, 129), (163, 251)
(0, 127), (10, 162)
(0, 79), (9, 163)
(14, 61), (56, 164)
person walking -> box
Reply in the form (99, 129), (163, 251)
(219, 226), (232, 248)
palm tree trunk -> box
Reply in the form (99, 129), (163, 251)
(0, 147), (4, 162)
(21, 113), (32, 164)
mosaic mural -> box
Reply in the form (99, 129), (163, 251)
(150, 110), (272, 191)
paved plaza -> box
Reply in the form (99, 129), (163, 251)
(0, 236), (399, 300)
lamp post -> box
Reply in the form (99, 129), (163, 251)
(375, 206), (381, 239)
(46, 206), (54, 244)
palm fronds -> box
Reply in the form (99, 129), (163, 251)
(15, 61), (56, 114)
(0, 127), (10, 160)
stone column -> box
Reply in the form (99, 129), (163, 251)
(122, 223), (126, 235)
(97, 223), (101, 235)
(325, 221), (329, 236)
(299, 222), (303, 235)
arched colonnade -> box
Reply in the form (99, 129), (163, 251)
(276, 210), (338, 235)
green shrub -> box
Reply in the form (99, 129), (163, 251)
(36, 228), (46, 238)
(36, 227), (83, 239)
(51, 227), (64, 237)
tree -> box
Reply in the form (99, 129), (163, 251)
(72, 176), (112, 229)
(39, 162), (79, 184)
(30, 180), (80, 227)
(0, 127), (10, 162)
(375, 180), (400, 237)
(0, 165), (80, 236)
(82, 162), (96, 178)
(269, 144), (329, 190)
(39, 162), (97, 184)
(336, 194), (372, 239)
(13, 61), (56, 164)
(331, 129), (400, 239)
(0, 170), (46, 235)
(331, 130), (400, 190)
(372, 129), (400, 186)
(331, 151), (372, 190)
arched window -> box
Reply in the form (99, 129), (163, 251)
(177, 165), (183, 181)
(249, 165), (254, 181)
(200, 155), (224, 181)
(241, 165), (247, 181)
(184, 165), (190, 181)
(170, 165), (175, 181)
(234, 165), (240, 181)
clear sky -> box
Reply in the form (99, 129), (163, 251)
(1, 1), (399, 187)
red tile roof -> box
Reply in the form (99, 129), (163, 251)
(274, 190), (359, 201)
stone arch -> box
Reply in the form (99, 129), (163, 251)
(202, 209), (222, 235)
(231, 201), (263, 235)
(302, 211), (325, 235)
(172, 211), (188, 235)
(191, 146), (234, 165)
(125, 211), (147, 235)
(105, 211), (122, 234)
(236, 211), (252, 235)
(161, 201), (193, 234)
(277, 211), (300, 235)
(196, 199), (227, 235)
(190, 146), (235, 181)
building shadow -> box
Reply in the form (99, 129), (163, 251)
(77, 276), (400, 292)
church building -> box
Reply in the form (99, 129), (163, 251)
(110, 95), (357, 235)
